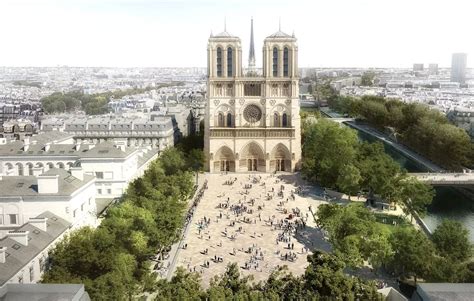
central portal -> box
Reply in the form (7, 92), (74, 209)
(240, 142), (265, 172)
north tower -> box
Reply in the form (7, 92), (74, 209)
(204, 21), (301, 172)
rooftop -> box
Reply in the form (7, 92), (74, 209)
(0, 168), (94, 197)
(0, 211), (71, 286)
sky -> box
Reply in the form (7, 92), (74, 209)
(0, 0), (472, 68)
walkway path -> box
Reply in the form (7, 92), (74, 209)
(345, 121), (443, 172)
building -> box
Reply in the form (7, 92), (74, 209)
(0, 211), (72, 289)
(0, 168), (96, 231)
(446, 107), (474, 140)
(0, 132), (159, 199)
(411, 283), (474, 301)
(0, 283), (90, 300)
(204, 20), (301, 172)
(413, 64), (424, 72)
(451, 53), (468, 84)
(41, 115), (175, 149)
(428, 63), (438, 75)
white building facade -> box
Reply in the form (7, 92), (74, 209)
(204, 26), (301, 172)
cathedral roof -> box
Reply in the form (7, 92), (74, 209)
(266, 30), (292, 38)
(213, 31), (237, 38)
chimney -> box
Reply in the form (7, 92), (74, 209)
(7, 231), (29, 246)
(44, 142), (51, 152)
(37, 174), (59, 194)
(0, 247), (6, 263)
(32, 166), (44, 176)
(29, 217), (48, 232)
(69, 167), (84, 181)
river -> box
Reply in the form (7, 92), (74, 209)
(355, 128), (474, 242)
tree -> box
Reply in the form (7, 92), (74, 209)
(360, 71), (376, 86)
(336, 164), (362, 200)
(389, 227), (436, 282)
(355, 142), (402, 197)
(303, 250), (382, 300)
(432, 219), (472, 262)
(398, 177), (434, 219)
(303, 119), (359, 188)
(155, 268), (204, 301)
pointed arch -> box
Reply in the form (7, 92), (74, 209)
(227, 47), (233, 77)
(239, 141), (265, 172)
(283, 47), (289, 77)
(272, 47), (279, 77)
(214, 145), (235, 172)
(226, 112), (232, 127)
(274, 113), (281, 127)
(216, 47), (223, 77)
(217, 113), (224, 127)
(270, 143), (291, 172)
(282, 113), (288, 127)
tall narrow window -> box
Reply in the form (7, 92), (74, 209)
(218, 113), (224, 127)
(216, 47), (222, 77)
(274, 113), (280, 127)
(227, 47), (233, 77)
(282, 113), (288, 127)
(283, 47), (289, 77)
(272, 47), (278, 77)
(226, 113), (232, 127)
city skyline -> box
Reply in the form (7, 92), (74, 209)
(0, 0), (472, 68)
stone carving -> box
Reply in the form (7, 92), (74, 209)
(285, 99), (291, 105)
(239, 98), (245, 105)
(229, 99), (235, 105)
(269, 99), (276, 106)
(214, 99), (220, 106)
(260, 99), (266, 105)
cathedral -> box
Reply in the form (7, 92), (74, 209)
(204, 19), (301, 172)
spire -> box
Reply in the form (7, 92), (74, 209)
(224, 17), (227, 32)
(248, 17), (256, 70)
(279, 17), (281, 31)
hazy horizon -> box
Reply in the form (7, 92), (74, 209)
(0, 0), (472, 68)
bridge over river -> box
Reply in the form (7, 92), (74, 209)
(410, 173), (474, 186)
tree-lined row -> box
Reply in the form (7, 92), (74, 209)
(41, 83), (183, 115)
(154, 252), (383, 300)
(317, 203), (473, 283)
(327, 95), (473, 170)
(303, 119), (435, 217)
(41, 148), (195, 299)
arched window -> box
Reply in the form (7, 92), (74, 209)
(216, 47), (222, 77)
(47, 162), (54, 170)
(227, 47), (233, 77)
(26, 163), (34, 176)
(16, 163), (23, 176)
(283, 47), (289, 77)
(226, 113), (232, 127)
(218, 113), (224, 127)
(274, 113), (280, 127)
(272, 47), (278, 77)
(282, 113), (288, 127)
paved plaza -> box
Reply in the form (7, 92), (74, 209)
(174, 172), (332, 286)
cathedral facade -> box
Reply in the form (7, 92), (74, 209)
(204, 21), (301, 172)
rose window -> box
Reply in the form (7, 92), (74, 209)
(243, 105), (262, 123)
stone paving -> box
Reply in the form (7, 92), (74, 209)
(174, 172), (332, 286)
